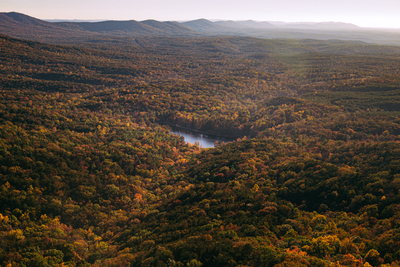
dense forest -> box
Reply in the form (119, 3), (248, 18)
(1, 32), (400, 267)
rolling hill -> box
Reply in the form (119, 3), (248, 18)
(2, 12), (400, 46)
(0, 12), (198, 43)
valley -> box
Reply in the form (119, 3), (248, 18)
(1, 13), (400, 267)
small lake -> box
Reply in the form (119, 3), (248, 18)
(170, 126), (235, 148)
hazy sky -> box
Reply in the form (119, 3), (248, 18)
(2, 0), (400, 28)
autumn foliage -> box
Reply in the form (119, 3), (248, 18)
(1, 34), (400, 266)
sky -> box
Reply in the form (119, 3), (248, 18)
(2, 0), (400, 28)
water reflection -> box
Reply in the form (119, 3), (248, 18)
(170, 126), (234, 148)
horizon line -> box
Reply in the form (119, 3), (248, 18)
(3, 11), (400, 30)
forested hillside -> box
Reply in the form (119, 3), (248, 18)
(1, 33), (400, 266)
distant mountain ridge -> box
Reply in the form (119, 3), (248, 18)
(236, 20), (276, 29)
(0, 12), (198, 42)
(268, 21), (361, 30)
(184, 19), (360, 31)
(181, 19), (227, 33)
(67, 19), (195, 36)
(0, 12), (362, 38)
(1, 12), (400, 46)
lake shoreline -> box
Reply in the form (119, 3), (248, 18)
(162, 123), (236, 148)
(161, 122), (239, 139)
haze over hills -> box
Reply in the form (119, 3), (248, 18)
(267, 21), (361, 30)
(2, 12), (400, 45)
(236, 20), (276, 29)
(214, 20), (253, 30)
(212, 20), (360, 31)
